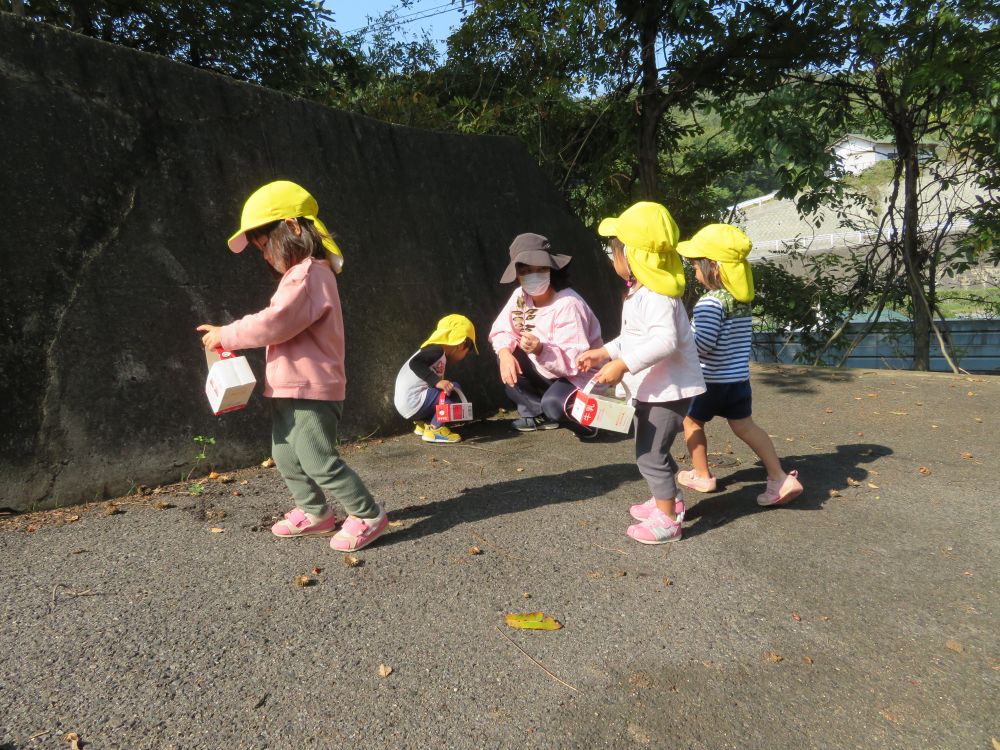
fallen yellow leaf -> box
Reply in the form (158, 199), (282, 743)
(867, 482), (880, 489)
(829, 489), (841, 497)
(388, 520), (404, 528)
(945, 639), (964, 653)
(960, 452), (973, 460)
(209, 527), (225, 533)
(991, 737), (1000, 750)
(918, 466), (931, 476)
(847, 477), (861, 487)
(468, 546), (483, 555)
(791, 612), (801, 622)
(378, 663), (393, 678)
(803, 656), (814, 665)
(208, 471), (221, 480)
(505, 612), (563, 630)
(293, 575), (314, 587)
(889, 411), (908, 416)
(261, 457), (275, 468)
(63, 732), (81, 750)
(766, 651), (783, 662)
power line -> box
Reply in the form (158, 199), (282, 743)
(343, 2), (463, 35)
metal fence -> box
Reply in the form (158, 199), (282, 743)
(752, 319), (1000, 374)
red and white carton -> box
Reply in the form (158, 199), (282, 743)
(205, 347), (256, 415)
(435, 387), (473, 423)
(571, 379), (634, 433)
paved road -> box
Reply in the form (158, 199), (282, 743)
(1, 365), (997, 749)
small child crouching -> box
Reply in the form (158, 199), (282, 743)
(394, 314), (476, 444)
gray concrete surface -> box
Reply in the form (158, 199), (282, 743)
(0, 14), (620, 511)
(1, 365), (997, 749)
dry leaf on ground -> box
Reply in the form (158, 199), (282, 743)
(505, 612), (562, 630)
(961, 452), (973, 460)
(792, 612), (801, 621)
(829, 489), (841, 497)
(63, 732), (81, 750)
(468, 546), (483, 555)
(343, 554), (362, 568)
(918, 466), (931, 476)
(261, 457), (275, 468)
(879, 709), (899, 723)
(154, 500), (174, 510)
(991, 737), (1000, 750)
(209, 527), (225, 533)
(663, 578), (673, 587)
(847, 477), (861, 487)
(388, 520), (404, 528)
(803, 656), (814, 664)
(310, 567), (322, 575)
(293, 575), (314, 587)
(208, 471), (221, 480)
(867, 482), (880, 489)
(766, 651), (783, 662)
(378, 663), (393, 677)
(945, 639), (964, 653)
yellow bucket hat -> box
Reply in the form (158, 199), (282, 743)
(676, 224), (755, 303)
(420, 314), (478, 353)
(227, 181), (344, 273)
(597, 202), (685, 298)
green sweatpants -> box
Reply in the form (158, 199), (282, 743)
(270, 398), (378, 519)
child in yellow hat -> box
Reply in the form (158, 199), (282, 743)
(394, 314), (476, 443)
(577, 202), (707, 545)
(197, 181), (389, 552)
(675, 223), (803, 506)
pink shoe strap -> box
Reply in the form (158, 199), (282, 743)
(340, 516), (372, 536)
(284, 509), (309, 528)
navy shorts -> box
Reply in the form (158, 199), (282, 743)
(687, 380), (753, 422)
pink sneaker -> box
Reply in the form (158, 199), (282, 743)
(627, 509), (682, 545)
(271, 508), (337, 538)
(676, 469), (717, 493)
(756, 470), (803, 506)
(629, 494), (685, 522)
(330, 507), (389, 552)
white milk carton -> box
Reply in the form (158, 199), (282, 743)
(435, 387), (473, 423)
(205, 348), (256, 415)
(571, 379), (635, 433)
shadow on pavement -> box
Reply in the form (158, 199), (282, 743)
(382, 462), (638, 545)
(682, 442), (892, 538)
(753, 366), (856, 395)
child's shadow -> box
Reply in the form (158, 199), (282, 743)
(683, 442), (893, 539)
(381, 462), (638, 545)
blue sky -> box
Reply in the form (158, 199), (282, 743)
(326, 1), (465, 44)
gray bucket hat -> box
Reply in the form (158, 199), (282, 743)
(499, 233), (572, 283)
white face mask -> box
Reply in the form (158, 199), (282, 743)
(518, 271), (550, 296)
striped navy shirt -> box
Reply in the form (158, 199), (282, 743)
(691, 289), (753, 383)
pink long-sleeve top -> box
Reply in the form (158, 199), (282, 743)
(489, 287), (603, 389)
(220, 257), (346, 401)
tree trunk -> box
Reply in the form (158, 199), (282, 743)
(900, 140), (930, 370)
(636, 10), (663, 200)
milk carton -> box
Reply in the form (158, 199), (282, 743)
(435, 387), (473, 423)
(205, 348), (256, 415)
(571, 379), (634, 433)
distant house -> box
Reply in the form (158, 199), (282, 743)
(832, 133), (936, 175)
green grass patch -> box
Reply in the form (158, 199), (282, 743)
(935, 288), (1000, 319)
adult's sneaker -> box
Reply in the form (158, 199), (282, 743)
(512, 415), (560, 432)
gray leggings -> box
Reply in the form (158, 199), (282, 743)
(634, 399), (691, 499)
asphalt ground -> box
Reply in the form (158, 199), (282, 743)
(1, 365), (997, 750)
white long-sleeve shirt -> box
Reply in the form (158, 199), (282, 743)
(603, 286), (706, 403)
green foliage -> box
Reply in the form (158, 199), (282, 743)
(22, 0), (352, 95)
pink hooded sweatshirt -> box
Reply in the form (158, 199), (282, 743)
(220, 257), (346, 401)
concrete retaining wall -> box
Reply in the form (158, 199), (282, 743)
(0, 15), (621, 511)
